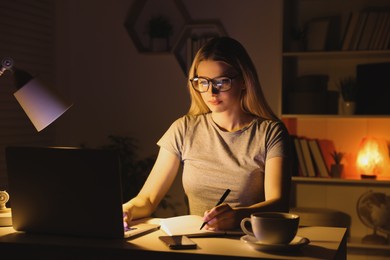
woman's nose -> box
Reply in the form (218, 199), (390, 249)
(211, 86), (219, 94)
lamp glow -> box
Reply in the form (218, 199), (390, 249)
(356, 136), (389, 179)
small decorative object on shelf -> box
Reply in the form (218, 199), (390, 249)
(336, 76), (358, 115)
(330, 150), (344, 178)
(0, 190), (12, 226)
(147, 15), (173, 52)
(289, 26), (306, 52)
(356, 190), (390, 245)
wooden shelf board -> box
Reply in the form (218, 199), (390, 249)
(348, 236), (390, 251)
(292, 176), (390, 186)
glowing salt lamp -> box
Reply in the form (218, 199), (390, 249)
(356, 137), (389, 179)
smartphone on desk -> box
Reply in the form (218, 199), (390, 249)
(159, 235), (197, 249)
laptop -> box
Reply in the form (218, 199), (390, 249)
(5, 146), (159, 239)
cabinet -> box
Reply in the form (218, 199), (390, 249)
(282, 0), (390, 116)
(292, 177), (390, 260)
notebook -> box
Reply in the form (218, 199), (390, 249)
(160, 215), (244, 237)
(5, 146), (159, 239)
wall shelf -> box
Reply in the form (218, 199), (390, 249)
(348, 236), (390, 251)
(172, 20), (227, 76)
(124, 0), (188, 53)
(283, 49), (390, 58)
(282, 114), (390, 119)
(124, 0), (228, 75)
(292, 176), (390, 187)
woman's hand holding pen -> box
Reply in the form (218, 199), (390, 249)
(202, 203), (237, 231)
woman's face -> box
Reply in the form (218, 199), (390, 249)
(196, 60), (244, 114)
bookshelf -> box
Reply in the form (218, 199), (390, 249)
(284, 3), (390, 256)
(282, 0), (390, 180)
(282, 0), (390, 117)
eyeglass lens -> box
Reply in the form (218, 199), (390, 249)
(192, 77), (232, 92)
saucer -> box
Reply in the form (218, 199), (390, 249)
(240, 235), (310, 251)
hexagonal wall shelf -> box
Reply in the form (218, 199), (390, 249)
(124, 0), (189, 53)
(124, 0), (228, 75)
(172, 20), (227, 76)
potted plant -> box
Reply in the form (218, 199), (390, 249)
(336, 76), (358, 115)
(100, 135), (180, 216)
(147, 15), (173, 52)
(330, 150), (344, 178)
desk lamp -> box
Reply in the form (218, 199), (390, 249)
(1, 57), (73, 132)
(0, 57), (73, 226)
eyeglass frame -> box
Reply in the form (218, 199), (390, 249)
(190, 75), (240, 93)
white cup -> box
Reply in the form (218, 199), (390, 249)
(240, 212), (300, 244)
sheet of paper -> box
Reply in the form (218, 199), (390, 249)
(159, 215), (243, 237)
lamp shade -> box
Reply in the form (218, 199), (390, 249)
(13, 78), (73, 132)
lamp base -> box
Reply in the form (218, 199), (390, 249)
(360, 174), (377, 179)
(0, 209), (12, 227)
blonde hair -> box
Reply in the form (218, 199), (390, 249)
(186, 37), (278, 121)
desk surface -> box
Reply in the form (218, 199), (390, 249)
(0, 218), (347, 260)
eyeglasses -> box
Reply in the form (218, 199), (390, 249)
(190, 75), (240, 93)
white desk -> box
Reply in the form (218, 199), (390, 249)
(0, 220), (347, 260)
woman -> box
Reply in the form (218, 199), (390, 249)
(123, 37), (292, 231)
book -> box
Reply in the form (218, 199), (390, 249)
(159, 215), (244, 237)
(341, 11), (360, 50)
(369, 11), (387, 50)
(308, 139), (329, 178)
(379, 12), (390, 50)
(293, 137), (308, 177)
(349, 11), (368, 50)
(299, 138), (316, 177)
(325, 16), (341, 51)
(357, 10), (380, 50)
(339, 11), (354, 48)
(316, 139), (336, 172)
(305, 17), (329, 51)
(290, 135), (301, 176)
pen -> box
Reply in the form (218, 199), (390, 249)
(199, 188), (231, 230)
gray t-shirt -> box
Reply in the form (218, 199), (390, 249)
(157, 113), (291, 216)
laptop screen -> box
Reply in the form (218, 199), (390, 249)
(5, 146), (126, 239)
